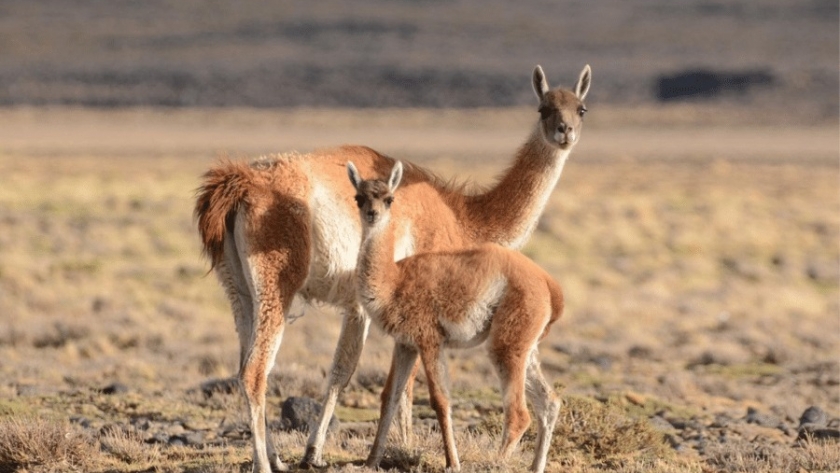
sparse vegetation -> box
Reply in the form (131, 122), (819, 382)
(0, 416), (98, 472)
(0, 106), (837, 472)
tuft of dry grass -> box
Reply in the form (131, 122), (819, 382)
(470, 394), (683, 472)
(99, 425), (161, 467)
(0, 415), (99, 472)
(704, 436), (840, 473)
(550, 395), (672, 465)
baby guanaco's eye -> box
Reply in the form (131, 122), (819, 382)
(354, 195), (364, 208)
(578, 106), (587, 117)
(384, 196), (394, 207)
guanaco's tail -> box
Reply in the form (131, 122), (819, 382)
(194, 160), (255, 269)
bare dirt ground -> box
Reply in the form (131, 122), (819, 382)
(0, 105), (837, 472)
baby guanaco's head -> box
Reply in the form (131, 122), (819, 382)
(347, 160), (403, 227)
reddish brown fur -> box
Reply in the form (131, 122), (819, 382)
(351, 166), (564, 472)
(193, 65), (590, 471)
(195, 159), (255, 268)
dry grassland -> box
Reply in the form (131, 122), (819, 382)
(0, 106), (837, 472)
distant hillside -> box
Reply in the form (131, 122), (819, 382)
(0, 0), (836, 116)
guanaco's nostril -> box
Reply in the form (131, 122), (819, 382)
(557, 123), (567, 133)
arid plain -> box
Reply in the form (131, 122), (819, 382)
(0, 103), (837, 472)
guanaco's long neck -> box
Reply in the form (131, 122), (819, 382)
(465, 124), (572, 249)
(356, 218), (399, 309)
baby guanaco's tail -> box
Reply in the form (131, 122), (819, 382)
(541, 277), (564, 341)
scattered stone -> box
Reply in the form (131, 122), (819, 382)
(689, 351), (717, 367)
(761, 345), (789, 364)
(91, 297), (109, 313)
(745, 407), (781, 428)
(797, 405), (840, 441)
(664, 433), (682, 450)
(666, 417), (688, 430)
(220, 422), (250, 440)
(627, 345), (654, 359)
(805, 260), (839, 283)
(100, 382), (129, 395)
(798, 406), (828, 429)
(280, 396), (339, 433)
(167, 423), (186, 436)
(589, 354), (612, 371)
(806, 428), (840, 441)
(183, 431), (205, 446)
(130, 416), (151, 430)
(70, 415), (91, 428)
(148, 432), (170, 444)
(200, 377), (239, 397)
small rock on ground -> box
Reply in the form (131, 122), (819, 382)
(280, 396), (339, 433)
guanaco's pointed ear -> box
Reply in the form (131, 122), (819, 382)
(532, 65), (549, 101)
(388, 161), (403, 192)
(575, 64), (592, 101)
(347, 161), (362, 190)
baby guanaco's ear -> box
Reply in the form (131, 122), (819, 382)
(347, 161), (362, 190)
(575, 64), (592, 101)
(532, 65), (549, 101)
(388, 161), (403, 192)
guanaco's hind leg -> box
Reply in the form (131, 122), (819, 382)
(366, 343), (419, 468)
(218, 238), (286, 472)
(238, 252), (302, 473)
(235, 206), (310, 473)
(303, 305), (371, 468)
(381, 356), (421, 447)
(219, 227), (254, 372)
(238, 283), (290, 473)
(524, 348), (560, 473)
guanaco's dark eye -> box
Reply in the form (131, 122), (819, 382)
(578, 106), (587, 117)
(354, 195), (364, 208)
(384, 196), (394, 207)
(538, 105), (552, 120)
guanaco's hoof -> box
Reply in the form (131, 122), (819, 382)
(298, 459), (326, 469)
(299, 449), (326, 469)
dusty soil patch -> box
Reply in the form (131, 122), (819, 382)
(0, 106), (837, 472)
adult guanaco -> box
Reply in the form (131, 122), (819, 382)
(194, 64), (590, 471)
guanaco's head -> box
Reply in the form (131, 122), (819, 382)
(532, 64), (591, 150)
(347, 160), (404, 228)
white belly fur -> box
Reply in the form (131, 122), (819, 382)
(441, 275), (507, 349)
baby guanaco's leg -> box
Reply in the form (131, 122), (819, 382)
(420, 345), (460, 472)
(489, 343), (532, 460)
(524, 348), (560, 473)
